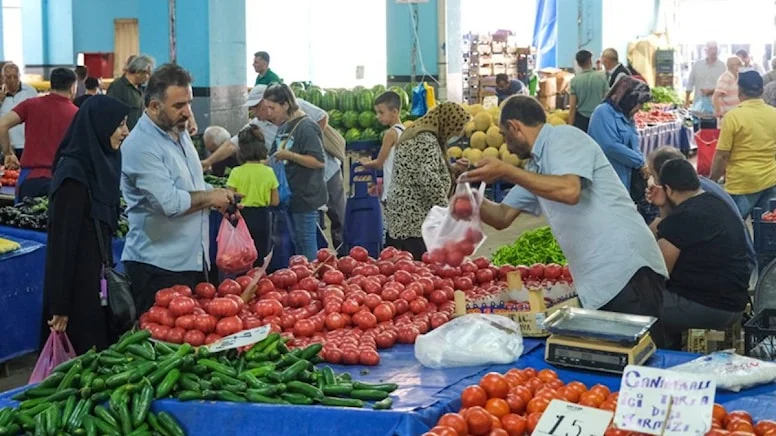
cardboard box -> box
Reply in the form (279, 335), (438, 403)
(684, 324), (743, 355)
(539, 95), (557, 111)
(538, 67), (574, 95)
(538, 78), (557, 97)
(454, 272), (580, 337)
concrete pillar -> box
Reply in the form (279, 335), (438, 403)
(386, 0), (438, 86)
(23, 0), (75, 77)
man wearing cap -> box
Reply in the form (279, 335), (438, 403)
(202, 86), (347, 252)
(710, 70), (776, 218)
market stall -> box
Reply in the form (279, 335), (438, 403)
(637, 119), (693, 156)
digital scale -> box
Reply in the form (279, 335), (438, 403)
(544, 307), (657, 374)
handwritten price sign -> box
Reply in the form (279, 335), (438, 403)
(614, 365), (716, 436)
(207, 325), (271, 353)
(533, 400), (613, 436)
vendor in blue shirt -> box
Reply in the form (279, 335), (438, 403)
(462, 95), (669, 348)
(120, 64), (235, 314)
(495, 74), (528, 104)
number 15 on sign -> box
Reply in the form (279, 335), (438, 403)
(533, 400), (614, 436)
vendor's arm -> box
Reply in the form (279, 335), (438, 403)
(480, 198), (522, 230)
(588, 108), (644, 168)
(202, 138), (239, 169)
(299, 100), (329, 131)
(362, 129), (398, 169)
(0, 110), (22, 168)
(710, 114), (736, 182)
(465, 158), (582, 205)
(567, 94), (577, 126)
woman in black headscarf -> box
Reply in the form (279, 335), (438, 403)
(41, 95), (130, 354)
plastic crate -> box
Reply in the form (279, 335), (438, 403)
(744, 308), (776, 361)
(753, 200), (776, 256)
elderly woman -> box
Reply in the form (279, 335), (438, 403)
(385, 102), (470, 260)
(263, 83), (327, 261)
(588, 77), (653, 220)
(43, 96), (130, 354)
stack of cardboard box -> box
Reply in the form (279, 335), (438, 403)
(537, 68), (574, 111)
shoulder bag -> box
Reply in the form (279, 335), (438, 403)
(93, 217), (136, 332)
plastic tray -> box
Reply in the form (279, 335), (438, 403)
(543, 307), (656, 346)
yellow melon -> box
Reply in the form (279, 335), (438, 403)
(547, 115), (566, 126)
(469, 104), (484, 116)
(447, 146), (463, 159)
(499, 143), (508, 155)
(464, 121), (476, 137)
(503, 153), (521, 166)
(470, 131), (487, 150)
(485, 126), (503, 148)
(487, 107), (500, 121)
(467, 148), (484, 164)
(483, 147), (500, 159)
(555, 110), (570, 122)
(473, 112), (492, 132)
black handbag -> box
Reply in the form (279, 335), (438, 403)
(629, 167), (648, 203)
(93, 217), (136, 332)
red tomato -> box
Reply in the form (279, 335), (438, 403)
(165, 327), (186, 344)
(215, 316), (244, 336)
(288, 289), (312, 308)
(294, 319), (316, 337)
(218, 279), (242, 296)
(375, 331), (397, 349)
(430, 312), (449, 329)
(193, 314), (217, 333)
(171, 285), (193, 297)
(342, 349), (360, 365)
(394, 299), (410, 315)
(207, 298), (240, 317)
(205, 333), (222, 344)
(183, 329), (205, 346)
(350, 246), (369, 262)
(359, 349), (380, 365)
(256, 278), (275, 296)
(149, 325), (170, 340)
(374, 303), (394, 322)
(410, 298), (428, 314)
(154, 288), (179, 307)
(253, 299), (283, 318)
(324, 349), (343, 364)
(194, 282), (217, 299)
(397, 325), (420, 343)
(364, 294), (382, 310)
(174, 314), (197, 330)
(323, 270), (345, 285)
(235, 275), (253, 290)
(355, 312), (378, 330)
(224, 294), (246, 312)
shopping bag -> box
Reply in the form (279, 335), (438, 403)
(216, 213), (258, 274)
(29, 330), (76, 384)
(268, 156), (292, 207)
(695, 129), (720, 177)
(423, 82), (437, 110)
(422, 180), (487, 266)
(411, 83), (428, 117)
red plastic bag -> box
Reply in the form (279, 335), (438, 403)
(216, 213), (258, 274)
(29, 330), (76, 384)
(422, 181), (487, 266)
(695, 129), (719, 177)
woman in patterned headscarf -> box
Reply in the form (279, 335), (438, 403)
(384, 102), (470, 260)
(588, 76), (654, 221)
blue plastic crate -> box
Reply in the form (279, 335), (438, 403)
(753, 200), (776, 256)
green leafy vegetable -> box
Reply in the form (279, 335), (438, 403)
(651, 87), (683, 105)
(491, 226), (566, 266)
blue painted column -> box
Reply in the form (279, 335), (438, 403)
(386, 0), (439, 86)
(22, 0), (44, 73)
(22, 0), (75, 77)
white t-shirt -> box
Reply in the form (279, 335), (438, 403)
(0, 83), (37, 149)
(381, 123), (404, 201)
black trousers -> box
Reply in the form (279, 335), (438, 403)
(124, 261), (206, 315)
(600, 266), (667, 348)
(18, 177), (50, 200)
(385, 235), (426, 261)
(572, 113), (590, 133)
(241, 206), (272, 267)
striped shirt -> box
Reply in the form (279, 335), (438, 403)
(714, 71), (740, 116)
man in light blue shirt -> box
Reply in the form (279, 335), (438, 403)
(121, 64), (235, 313)
(463, 95), (669, 347)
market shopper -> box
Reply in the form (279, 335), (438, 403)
(0, 62), (38, 160)
(107, 54), (154, 130)
(463, 95), (668, 347)
(736, 48), (764, 75)
(264, 83), (327, 261)
(568, 50), (609, 132)
(203, 126), (239, 177)
(712, 56), (743, 118)
(710, 71), (776, 219)
(74, 77), (102, 108)
(648, 159), (750, 349)
(42, 95), (130, 354)
(685, 41), (725, 126)
(587, 77), (654, 222)
(253, 51), (282, 86)
(0, 67), (78, 201)
(360, 91), (405, 204)
(385, 102), (470, 261)
(600, 48), (630, 87)
(74, 65), (88, 99)
(121, 64), (235, 314)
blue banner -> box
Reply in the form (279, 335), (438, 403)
(532, 0), (558, 68)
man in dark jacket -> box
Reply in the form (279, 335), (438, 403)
(601, 48), (631, 87)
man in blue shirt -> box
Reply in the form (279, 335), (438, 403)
(121, 64), (236, 313)
(495, 74), (528, 104)
(463, 95), (669, 347)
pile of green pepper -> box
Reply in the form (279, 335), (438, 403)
(0, 329), (396, 436)
(491, 226), (567, 266)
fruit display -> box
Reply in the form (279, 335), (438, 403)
(137, 246), (538, 365)
(204, 174), (227, 189)
(761, 210), (776, 222)
(0, 330), (397, 436)
(0, 168), (19, 187)
(634, 108), (678, 129)
(0, 237), (21, 254)
(491, 227), (566, 267)
(0, 196), (129, 238)
(426, 368), (772, 436)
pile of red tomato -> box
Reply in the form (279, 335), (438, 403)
(425, 368), (774, 436)
(139, 245), (521, 365)
(0, 168), (19, 187)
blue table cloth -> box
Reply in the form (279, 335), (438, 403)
(0, 235), (45, 363)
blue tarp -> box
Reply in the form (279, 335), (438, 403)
(532, 0), (558, 68)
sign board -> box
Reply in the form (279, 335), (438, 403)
(533, 400), (614, 436)
(614, 365), (716, 436)
(207, 325), (271, 353)
(655, 50), (674, 74)
(356, 65), (365, 80)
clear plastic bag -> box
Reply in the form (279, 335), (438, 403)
(216, 213), (259, 274)
(422, 181), (487, 266)
(414, 314), (524, 369)
(29, 330), (76, 384)
(670, 350), (776, 392)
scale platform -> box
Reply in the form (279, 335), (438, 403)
(543, 307), (658, 374)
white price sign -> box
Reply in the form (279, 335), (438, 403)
(207, 325), (271, 353)
(533, 400), (614, 436)
(614, 365), (716, 436)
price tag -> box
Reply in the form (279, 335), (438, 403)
(207, 325), (271, 353)
(533, 400), (613, 436)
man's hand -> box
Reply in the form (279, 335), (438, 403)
(358, 157), (372, 166)
(208, 188), (235, 212)
(702, 88), (715, 96)
(201, 159), (212, 172)
(460, 157), (508, 184)
(0, 85), (7, 104)
(187, 118), (198, 136)
(646, 184), (666, 207)
(4, 153), (19, 169)
(640, 166), (651, 180)
(273, 149), (294, 162)
(48, 315), (68, 332)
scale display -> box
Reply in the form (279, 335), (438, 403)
(547, 342), (629, 373)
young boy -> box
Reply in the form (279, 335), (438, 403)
(360, 91), (404, 202)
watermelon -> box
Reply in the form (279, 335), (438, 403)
(389, 86), (410, 111)
(306, 87), (324, 107)
(338, 90), (356, 112)
(358, 111), (376, 129)
(373, 116), (384, 130)
(371, 84), (386, 96)
(356, 89), (374, 112)
(342, 111), (359, 129)
(361, 128), (379, 141)
(328, 110), (343, 128)
(321, 91), (338, 111)
(345, 128), (362, 143)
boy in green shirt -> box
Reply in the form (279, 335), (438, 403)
(253, 51), (282, 86)
(569, 50), (610, 133)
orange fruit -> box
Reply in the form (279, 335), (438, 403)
(480, 373), (510, 399)
(527, 397), (551, 414)
(537, 368), (558, 383)
(437, 413), (468, 436)
(462, 385), (489, 408)
(485, 398), (511, 419)
(501, 414), (528, 436)
(466, 406), (493, 436)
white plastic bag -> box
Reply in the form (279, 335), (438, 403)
(414, 314), (524, 369)
(670, 350), (776, 392)
(421, 181), (487, 267)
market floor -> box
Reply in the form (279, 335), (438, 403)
(0, 214), (548, 392)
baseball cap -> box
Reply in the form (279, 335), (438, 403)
(245, 85), (267, 107)
(738, 70), (763, 94)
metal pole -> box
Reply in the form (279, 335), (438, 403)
(169, 0), (177, 63)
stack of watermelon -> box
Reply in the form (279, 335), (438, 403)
(289, 83), (413, 144)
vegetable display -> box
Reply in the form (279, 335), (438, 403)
(425, 367), (773, 436)
(0, 197), (129, 237)
(0, 169), (19, 187)
(491, 227), (566, 267)
(203, 175), (227, 189)
(650, 86), (683, 105)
